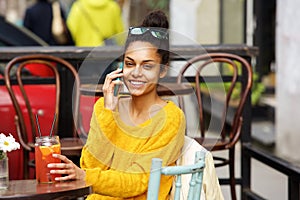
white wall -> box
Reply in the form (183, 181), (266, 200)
(276, 0), (300, 160)
(170, 0), (219, 45)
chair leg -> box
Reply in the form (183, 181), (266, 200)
(23, 150), (29, 179)
(229, 148), (237, 200)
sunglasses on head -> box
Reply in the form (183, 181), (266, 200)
(128, 27), (169, 40)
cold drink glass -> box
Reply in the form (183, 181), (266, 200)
(35, 136), (61, 183)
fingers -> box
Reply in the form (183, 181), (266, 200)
(48, 162), (72, 169)
(103, 69), (123, 94)
(49, 168), (74, 177)
(52, 154), (71, 163)
(104, 68), (123, 83)
(54, 174), (76, 181)
(102, 68), (124, 111)
(48, 161), (75, 177)
(48, 154), (83, 181)
(111, 67), (123, 76)
(103, 79), (123, 94)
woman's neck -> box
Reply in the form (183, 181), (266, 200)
(119, 94), (166, 125)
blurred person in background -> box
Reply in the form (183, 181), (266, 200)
(67, 0), (125, 47)
(23, 0), (74, 45)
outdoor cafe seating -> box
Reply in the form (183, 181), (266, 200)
(3, 54), (87, 179)
(176, 52), (253, 200)
(0, 45), (270, 199)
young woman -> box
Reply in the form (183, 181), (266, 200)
(48, 10), (185, 199)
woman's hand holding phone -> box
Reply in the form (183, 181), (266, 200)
(114, 62), (123, 96)
(103, 62), (123, 110)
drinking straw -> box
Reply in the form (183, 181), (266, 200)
(49, 113), (56, 137)
(35, 114), (42, 137)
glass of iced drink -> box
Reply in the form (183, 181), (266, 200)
(35, 136), (61, 183)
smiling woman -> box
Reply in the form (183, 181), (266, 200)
(47, 10), (186, 200)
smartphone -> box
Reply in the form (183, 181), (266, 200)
(113, 62), (123, 96)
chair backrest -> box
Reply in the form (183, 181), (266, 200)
(147, 151), (205, 200)
(177, 53), (252, 150)
(4, 54), (84, 149)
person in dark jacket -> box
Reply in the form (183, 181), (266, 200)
(23, 0), (74, 45)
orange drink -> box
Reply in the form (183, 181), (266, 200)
(35, 136), (61, 183)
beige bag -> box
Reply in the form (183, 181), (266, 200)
(51, 1), (68, 44)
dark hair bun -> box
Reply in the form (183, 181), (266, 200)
(141, 10), (169, 29)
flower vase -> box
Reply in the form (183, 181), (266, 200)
(0, 153), (8, 189)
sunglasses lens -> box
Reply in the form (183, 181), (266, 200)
(150, 31), (167, 39)
(129, 27), (168, 39)
(130, 28), (144, 35)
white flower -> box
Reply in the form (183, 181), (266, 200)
(0, 133), (20, 153)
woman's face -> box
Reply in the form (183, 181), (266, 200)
(123, 41), (167, 97)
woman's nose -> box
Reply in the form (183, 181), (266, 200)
(131, 66), (142, 77)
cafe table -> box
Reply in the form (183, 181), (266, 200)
(80, 82), (194, 97)
(0, 179), (92, 200)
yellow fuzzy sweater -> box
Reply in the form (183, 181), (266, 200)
(80, 97), (185, 200)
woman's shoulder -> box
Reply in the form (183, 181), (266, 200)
(165, 100), (185, 116)
(94, 97), (104, 106)
(162, 101), (186, 127)
(93, 97), (105, 113)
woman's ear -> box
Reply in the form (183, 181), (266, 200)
(159, 64), (169, 78)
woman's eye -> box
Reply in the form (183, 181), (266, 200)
(143, 64), (154, 70)
(125, 62), (135, 67)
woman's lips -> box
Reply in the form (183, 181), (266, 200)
(129, 80), (146, 88)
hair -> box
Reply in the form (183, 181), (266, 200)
(141, 10), (169, 28)
(124, 10), (170, 65)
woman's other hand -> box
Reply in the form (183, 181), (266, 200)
(48, 154), (86, 181)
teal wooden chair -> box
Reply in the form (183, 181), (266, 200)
(147, 151), (205, 200)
